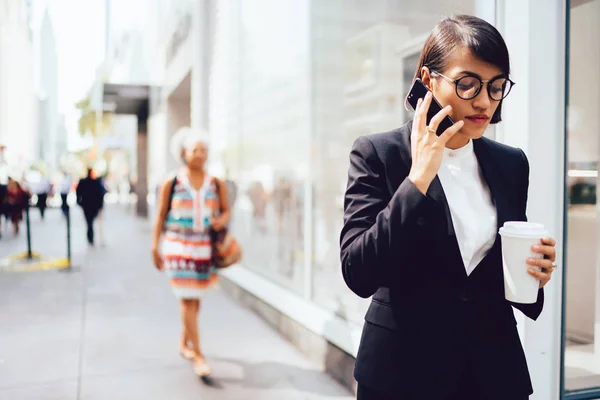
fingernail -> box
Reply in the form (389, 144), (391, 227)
(532, 245), (540, 251)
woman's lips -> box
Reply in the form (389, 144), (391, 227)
(465, 116), (489, 125)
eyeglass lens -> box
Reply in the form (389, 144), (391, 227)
(456, 76), (511, 100)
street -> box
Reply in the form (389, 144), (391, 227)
(0, 205), (353, 400)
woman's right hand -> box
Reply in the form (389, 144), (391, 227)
(152, 247), (164, 271)
(408, 91), (464, 194)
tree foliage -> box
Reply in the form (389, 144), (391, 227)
(75, 95), (112, 136)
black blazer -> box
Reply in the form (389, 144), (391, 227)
(340, 123), (544, 399)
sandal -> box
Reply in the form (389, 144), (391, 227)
(193, 357), (212, 377)
(180, 347), (195, 361)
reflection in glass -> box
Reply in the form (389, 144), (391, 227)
(212, 0), (310, 295)
(310, 1), (479, 324)
(211, 0), (495, 325)
(564, 0), (600, 393)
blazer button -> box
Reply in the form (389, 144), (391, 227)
(417, 217), (425, 226)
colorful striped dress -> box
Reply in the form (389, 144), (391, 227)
(162, 172), (220, 299)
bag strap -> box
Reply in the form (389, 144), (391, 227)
(164, 176), (178, 219)
(214, 178), (225, 213)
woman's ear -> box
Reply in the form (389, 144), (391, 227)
(421, 67), (433, 91)
(180, 149), (187, 164)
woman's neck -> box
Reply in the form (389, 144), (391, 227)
(186, 167), (205, 190)
(187, 166), (205, 176)
(446, 134), (470, 150)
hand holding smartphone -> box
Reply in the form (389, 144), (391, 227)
(406, 78), (454, 136)
(405, 78), (464, 195)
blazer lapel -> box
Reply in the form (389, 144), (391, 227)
(398, 126), (511, 278)
(472, 137), (510, 234)
(397, 123), (453, 221)
(467, 137), (512, 277)
(426, 177), (455, 234)
(398, 123), (466, 277)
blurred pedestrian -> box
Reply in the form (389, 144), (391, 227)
(76, 169), (105, 245)
(32, 175), (52, 220)
(246, 181), (267, 234)
(57, 172), (72, 217)
(96, 175), (107, 246)
(6, 177), (27, 236)
(0, 182), (7, 238)
(151, 127), (230, 377)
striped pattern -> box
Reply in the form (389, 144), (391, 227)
(162, 172), (219, 299)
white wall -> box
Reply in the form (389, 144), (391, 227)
(496, 0), (567, 398)
(162, 7), (194, 100)
(147, 111), (168, 193)
(165, 97), (191, 172)
(149, 0), (195, 191)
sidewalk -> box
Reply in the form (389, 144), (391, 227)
(0, 205), (354, 400)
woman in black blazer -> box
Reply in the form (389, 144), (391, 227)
(340, 15), (557, 400)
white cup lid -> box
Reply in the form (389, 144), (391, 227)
(499, 221), (548, 238)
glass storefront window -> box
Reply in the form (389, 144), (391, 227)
(217, 0), (311, 296)
(309, 1), (491, 324)
(564, 0), (600, 394)
(212, 0), (497, 324)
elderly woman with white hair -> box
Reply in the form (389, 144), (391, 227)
(151, 127), (229, 377)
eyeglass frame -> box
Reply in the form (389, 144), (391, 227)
(430, 71), (515, 101)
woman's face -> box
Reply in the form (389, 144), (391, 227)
(183, 141), (208, 169)
(421, 47), (504, 148)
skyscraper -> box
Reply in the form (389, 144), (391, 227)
(35, 6), (60, 174)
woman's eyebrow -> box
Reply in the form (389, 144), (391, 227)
(456, 70), (506, 80)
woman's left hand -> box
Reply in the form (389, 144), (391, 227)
(211, 216), (227, 231)
(527, 237), (557, 288)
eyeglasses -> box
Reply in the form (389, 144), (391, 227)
(431, 71), (515, 101)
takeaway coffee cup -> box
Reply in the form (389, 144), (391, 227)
(499, 222), (548, 304)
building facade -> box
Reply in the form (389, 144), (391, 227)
(149, 0), (600, 398)
(0, 0), (38, 181)
(84, 0), (163, 191)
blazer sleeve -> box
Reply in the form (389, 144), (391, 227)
(340, 136), (437, 298)
(511, 149), (545, 320)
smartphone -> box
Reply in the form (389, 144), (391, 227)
(406, 78), (454, 136)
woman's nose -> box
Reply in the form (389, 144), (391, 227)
(473, 85), (492, 109)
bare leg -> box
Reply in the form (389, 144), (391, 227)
(181, 299), (210, 376)
(179, 300), (195, 359)
(182, 299), (200, 355)
(181, 331), (189, 348)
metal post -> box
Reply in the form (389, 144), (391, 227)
(66, 205), (71, 268)
(25, 201), (32, 259)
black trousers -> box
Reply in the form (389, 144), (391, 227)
(60, 194), (69, 216)
(357, 384), (529, 400)
(357, 362), (530, 400)
(83, 208), (99, 244)
(37, 193), (48, 218)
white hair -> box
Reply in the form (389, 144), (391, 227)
(169, 126), (209, 163)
